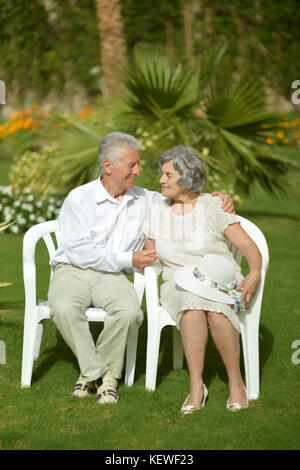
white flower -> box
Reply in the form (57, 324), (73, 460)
(10, 225), (19, 234)
(29, 214), (36, 221)
(4, 207), (13, 218)
(0, 186), (12, 195)
(21, 203), (34, 212)
(16, 214), (25, 223)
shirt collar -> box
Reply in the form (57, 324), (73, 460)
(95, 177), (137, 204)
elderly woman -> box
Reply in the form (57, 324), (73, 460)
(143, 146), (262, 413)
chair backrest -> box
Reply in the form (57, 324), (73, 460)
(228, 215), (269, 274)
(23, 220), (60, 260)
(23, 221), (60, 307)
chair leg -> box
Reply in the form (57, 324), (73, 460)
(34, 321), (44, 360)
(21, 310), (39, 388)
(246, 326), (260, 400)
(145, 320), (162, 391)
(172, 327), (184, 370)
(240, 322), (250, 399)
(124, 329), (139, 387)
(240, 316), (260, 400)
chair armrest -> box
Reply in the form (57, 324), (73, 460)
(144, 266), (160, 313)
(133, 269), (145, 305)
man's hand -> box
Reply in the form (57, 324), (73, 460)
(212, 191), (235, 213)
(132, 250), (158, 269)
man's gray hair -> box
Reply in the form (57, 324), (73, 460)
(158, 145), (206, 192)
(98, 132), (141, 173)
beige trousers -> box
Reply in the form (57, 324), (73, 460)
(48, 264), (143, 381)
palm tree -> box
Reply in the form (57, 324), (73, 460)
(44, 43), (298, 196)
(123, 43), (299, 194)
(94, 0), (127, 96)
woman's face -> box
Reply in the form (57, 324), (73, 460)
(159, 160), (183, 199)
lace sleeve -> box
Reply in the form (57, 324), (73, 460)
(212, 197), (240, 235)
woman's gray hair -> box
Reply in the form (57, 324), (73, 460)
(158, 145), (206, 192)
(98, 132), (141, 173)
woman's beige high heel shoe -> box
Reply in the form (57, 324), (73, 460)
(181, 384), (208, 415)
(226, 386), (248, 411)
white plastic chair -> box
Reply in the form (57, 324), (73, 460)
(144, 215), (269, 400)
(21, 220), (144, 388)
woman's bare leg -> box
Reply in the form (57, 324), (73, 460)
(207, 311), (248, 406)
(179, 309), (208, 408)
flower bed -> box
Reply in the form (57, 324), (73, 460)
(0, 186), (63, 234)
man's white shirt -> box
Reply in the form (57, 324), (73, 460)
(50, 178), (163, 272)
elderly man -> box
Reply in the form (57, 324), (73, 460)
(48, 132), (233, 405)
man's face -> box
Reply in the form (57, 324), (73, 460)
(108, 148), (141, 192)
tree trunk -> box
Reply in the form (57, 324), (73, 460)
(182, 1), (194, 68)
(94, 0), (127, 96)
(166, 20), (175, 59)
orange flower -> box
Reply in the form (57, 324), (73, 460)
(293, 132), (299, 139)
(23, 117), (33, 130)
(276, 131), (284, 139)
(9, 110), (21, 120)
(7, 123), (17, 134)
(194, 108), (204, 117)
(265, 138), (274, 144)
(77, 105), (92, 117)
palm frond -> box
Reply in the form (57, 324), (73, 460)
(0, 220), (14, 232)
(125, 43), (197, 121)
(48, 114), (109, 193)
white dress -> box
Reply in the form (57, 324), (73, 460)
(142, 193), (244, 332)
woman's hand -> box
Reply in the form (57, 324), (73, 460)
(132, 250), (158, 269)
(235, 271), (261, 305)
(224, 222), (262, 307)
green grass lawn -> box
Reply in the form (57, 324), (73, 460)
(0, 147), (300, 451)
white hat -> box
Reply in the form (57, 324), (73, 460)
(174, 254), (244, 311)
